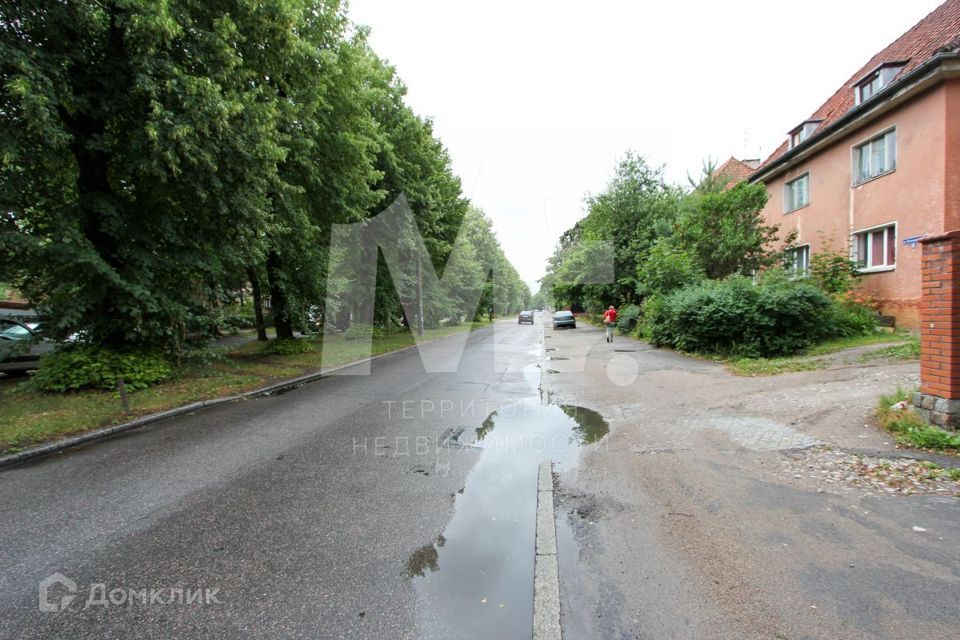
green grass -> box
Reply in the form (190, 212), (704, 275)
(876, 388), (960, 454)
(724, 332), (915, 377)
(805, 331), (913, 355)
(726, 356), (826, 377)
(857, 335), (921, 363)
(0, 322), (484, 454)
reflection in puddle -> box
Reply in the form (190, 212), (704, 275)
(560, 405), (610, 444)
(405, 535), (446, 578)
(408, 397), (608, 639)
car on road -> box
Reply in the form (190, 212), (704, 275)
(518, 310), (534, 324)
(552, 310), (576, 329)
(0, 318), (53, 375)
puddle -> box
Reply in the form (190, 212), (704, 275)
(408, 397), (608, 639)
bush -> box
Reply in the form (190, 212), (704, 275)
(645, 276), (838, 357)
(343, 323), (384, 341)
(616, 304), (642, 335)
(262, 338), (316, 355)
(33, 346), (171, 392)
(637, 240), (705, 297)
(828, 301), (877, 337)
(810, 244), (859, 296)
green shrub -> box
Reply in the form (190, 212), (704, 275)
(637, 240), (705, 297)
(810, 244), (859, 296)
(645, 276), (836, 357)
(616, 304), (642, 335)
(33, 346), (171, 393)
(262, 338), (316, 355)
(344, 323), (384, 341)
(828, 301), (877, 337)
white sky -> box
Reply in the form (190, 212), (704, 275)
(347, 0), (945, 291)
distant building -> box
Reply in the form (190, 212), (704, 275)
(750, 0), (960, 328)
(716, 157), (761, 190)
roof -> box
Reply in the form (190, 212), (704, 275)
(716, 156), (759, 190)
(753, 0), (960, 177)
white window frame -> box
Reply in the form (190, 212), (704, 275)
(784, 172), (810, 213)
(852, 127), (896, 185)
(784, 244), (811, 278)
(855, 73), (881, 105)
(854, 64), (905, 105)
(851, 222), (897, 273)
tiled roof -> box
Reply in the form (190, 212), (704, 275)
(716, 156), (758, 190)
(754, 0), (960, 176)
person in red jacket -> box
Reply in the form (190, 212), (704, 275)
(602, 305), (617, 343)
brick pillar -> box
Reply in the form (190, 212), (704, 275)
(915, 230), (960, 429)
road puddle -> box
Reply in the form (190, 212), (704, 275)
(408, 396), (607, 639)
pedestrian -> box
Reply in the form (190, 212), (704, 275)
(488, 306), (494, 322)
(602, 305), (617, 343)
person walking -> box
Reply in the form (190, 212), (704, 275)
(602, 305), (617, 343)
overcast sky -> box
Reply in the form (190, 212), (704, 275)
(347, 0), (944, 291)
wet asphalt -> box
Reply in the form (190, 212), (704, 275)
(542, 321), (960, 640)
(0, 319), (559, 639)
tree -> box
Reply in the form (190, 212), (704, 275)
(1, 1), (286, 348)
(674, 182), (782, 280)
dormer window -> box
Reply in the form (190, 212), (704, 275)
(855, 62), (907, 105)
(788, 120), (822, 149)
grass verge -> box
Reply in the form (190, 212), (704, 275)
(877, 388), (960, 454)
(725, 332), (916, 377)
(0, 322), (485, 454)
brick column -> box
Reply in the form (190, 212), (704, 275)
(914, 230), (960, 429)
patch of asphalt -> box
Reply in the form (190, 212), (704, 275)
(0, 327), (492, 469)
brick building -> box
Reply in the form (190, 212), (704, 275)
(750, 0), (960, 328)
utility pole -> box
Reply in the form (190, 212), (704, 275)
(416, 257), (424, 337)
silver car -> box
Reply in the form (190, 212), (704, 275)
(0, 319), (53, 375)
(551, 310), (576, 329)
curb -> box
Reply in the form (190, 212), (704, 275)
(0, 326), (491, 469)
(533, 460), (562, 640)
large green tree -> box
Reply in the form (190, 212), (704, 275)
(1, 0), (286, 347)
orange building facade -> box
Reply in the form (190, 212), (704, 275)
(750, 1), (960, 329)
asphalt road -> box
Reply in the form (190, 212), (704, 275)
(0, 319), (548, 639)
(3, 317), (959, 640)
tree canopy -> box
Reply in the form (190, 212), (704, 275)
(0, 0), (528, 350)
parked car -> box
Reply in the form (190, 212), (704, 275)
(552, 310), (576, 330)
(0, 319), (53, 375)
(518, 310), (534, 324)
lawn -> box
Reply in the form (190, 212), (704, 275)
(0, 322), (486, 454)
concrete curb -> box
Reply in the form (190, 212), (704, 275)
(0, 327), (491, 469)
(534, 460), (562, 640)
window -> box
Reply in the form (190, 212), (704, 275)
(853, 129), (896, 184)
(856, 74), (882, 104)
(854, 63), (905, 105)
(852, 223), (896, 271)
(784, 173), (809, 212)
(788, 121), (821, 149)
(784, 245), (810, 277)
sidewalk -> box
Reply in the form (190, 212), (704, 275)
(540, 321), (959, 640)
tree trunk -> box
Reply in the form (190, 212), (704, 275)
(266, 249), (294, 340)
(247, 266), (268, 342)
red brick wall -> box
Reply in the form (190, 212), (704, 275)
(919, 230), (960, 399)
